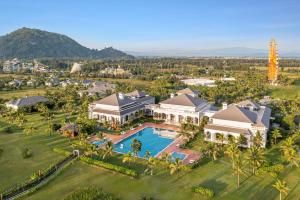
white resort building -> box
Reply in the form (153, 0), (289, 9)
(88, 90), (155, 125)
(146, 88), (214, 126)
(204, 100), (271, 148)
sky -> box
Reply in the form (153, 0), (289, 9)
(0, 0), (300, 53)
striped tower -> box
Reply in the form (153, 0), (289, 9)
(268, 39), (279, 84)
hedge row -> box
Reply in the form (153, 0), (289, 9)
(79, 156), (138, 178)
(192, 186), (214, 198)
(53, 147), (71, 156)
(257, 164), (284, 175)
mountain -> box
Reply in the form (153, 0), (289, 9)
(128, 47), (300, 58)
(0, 27), (134, 59)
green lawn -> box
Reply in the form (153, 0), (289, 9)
(0, 112), (71, 191)
(0, 88), (47, 100)
(269, 81), (300, 100)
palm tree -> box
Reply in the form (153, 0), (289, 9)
(207, 143), (220, 161)
(246, 146), (265, 174)
(144, 157), (156, 176)
(168, 158), (186, 175)
(233, 154), (246, 188)
(161, 152), (171, 168)
(122, 152), (134, 166)
(272, 129), (282, 145)
(281, 137), (300, 167)
(131, 139), (142, 160)
(252, 131), (263, 148)
(102, 141), (114, 160)
(23, 124), (37, 136)
(145, 150), (151, 160)
(225, 143), (239, 167)
(272, 179), (289, 200)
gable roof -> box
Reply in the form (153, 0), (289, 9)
(176, 88), (199, 96)
(7, 96), (48, 107)
(94, 93), (135, 107)
(126, 90), (146, 98)
(212, 105), (257, 123)
(237, 99), (260, 109)
(160, 94), (206, 107)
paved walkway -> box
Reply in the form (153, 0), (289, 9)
(100, 122), (200, 164)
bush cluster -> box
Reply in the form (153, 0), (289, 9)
(22, 147), (33, 159)
(64, 187), (118, 200)
(192, 185), (214, 198)
(79, 156), (138, 177)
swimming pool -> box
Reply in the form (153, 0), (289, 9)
(92, 139), (107, 147)
(114, 127), (174, 158)
(171, 151), (186, 161)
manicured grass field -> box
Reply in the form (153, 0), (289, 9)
(269, 81), (300, 100)
(0, 112), (71, 191)
(0, 88), (47, 100)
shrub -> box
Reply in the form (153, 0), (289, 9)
(192, 185), (214, 198)
(0, 148), (3, 157)
(52, 123), (62, 131)
(22, 147), (33, 159)
(64, 188), (118, 200)
(3, 126), (13, 134)
(257, 164), (284, 177)
(79, 156), (138, 177)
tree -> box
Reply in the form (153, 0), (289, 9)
(122, 152), (134, 166)
(102, 141), (114, 160)
(23, 124), (37, 136)
(246, 146), (265, 174)
(272, 179), (289, 200)
(271, 129), (282, 145)
(168, 158), (187, 175)
(252, 131), (263, 148)
(145, 150), (151, 160)
(233, 153), (246, 188)
(206, 143), (220, 161)
(281, 137), (300, 167)
(131, 139), (142, 160)
(225, 143), (239, 168)
(144, 157), (156, 176)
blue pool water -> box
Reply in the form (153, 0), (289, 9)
(92, 139), (107, 147)
(171, 151), (186, 161)
(114, 127), (174, 158)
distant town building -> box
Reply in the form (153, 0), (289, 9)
(100, 66), (131, 76)
(7, 79), (22, 88)
(88, 90), (155, 125)
(220, 77), (235, 81)
(78, 81), (115, 97)
(204, 100), (271, 148)
(3, 58), (21, 72)
(5, 96), (49, 110)
(181, 78), (216, 87)
(45, 77), (60, 87)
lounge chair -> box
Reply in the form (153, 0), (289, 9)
(189, 160), (195, 164)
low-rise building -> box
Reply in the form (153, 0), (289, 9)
(5, 96), (49, 110)
(204, 100), (271, 148)
(181, 78), (216, 87)
(146, 88), (214, 125)
(88, 90), (155, 125)
(3, 58), (21, 73)
(78, 82), (115, 97)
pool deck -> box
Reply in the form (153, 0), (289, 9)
(102, 122), (200, 164)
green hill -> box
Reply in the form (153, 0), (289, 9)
(0, 27), (134, 59)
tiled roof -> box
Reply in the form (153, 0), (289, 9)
(160, 94), (206, 107)
(7, 96), (48, 107)
(94, 93), (135, 106)
(126, 90), (146, 98)
(212, 105), (257, 123)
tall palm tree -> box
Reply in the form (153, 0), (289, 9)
(145, 150), (151, 160)
(272, 129), (282, 145)
(144, 157), (156, 176)
(246, 146), (265, 174)
(102, 141), (114, 160)
(122, 152), (134, 166)
(225, 143), (239, 167)
(168, 158), (186, 175)
(131, 139), (142, 160)
(161, 152), (171, 168)
(252, 131), (263, 148)
(281, 137), (299, 167)
(233, 153), (246, 188)
(272, 179), (289, 200)
(207, 143), (220, 161)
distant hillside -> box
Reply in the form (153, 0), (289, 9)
(0, 27), (134, 59)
